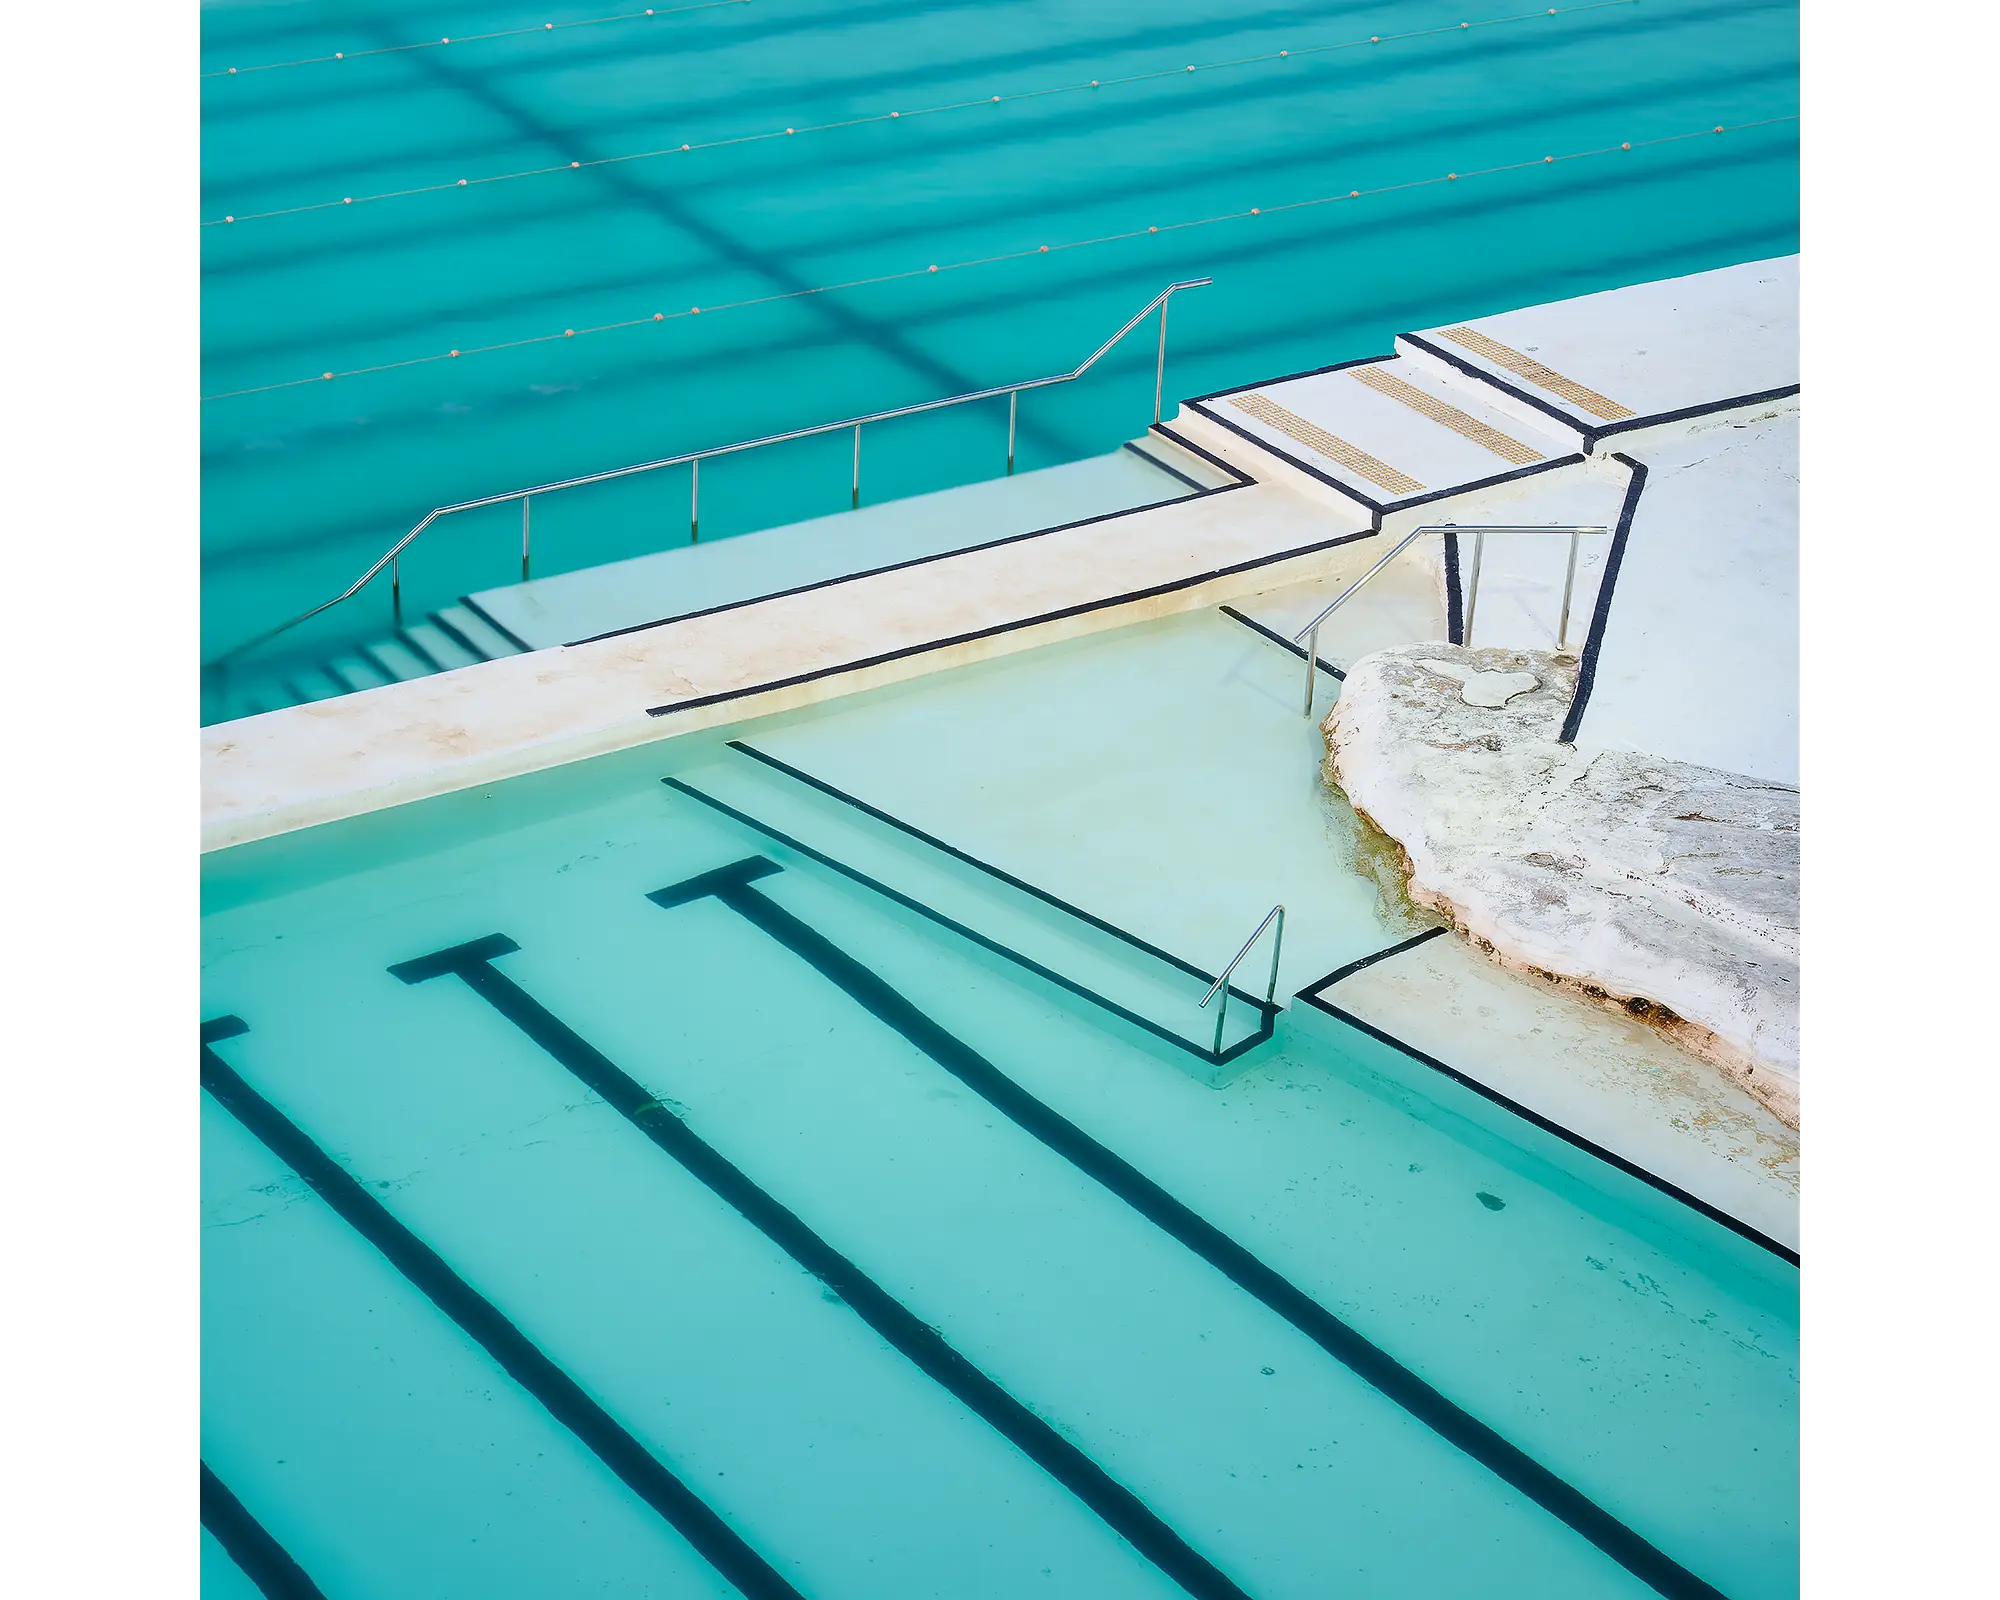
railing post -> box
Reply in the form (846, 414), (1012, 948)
(1558, 529), (1580, 650)
(1265, 907), (1285, 1005)
(852, 424), (861, 508)
(1199, 904), (1286, 1057)
(1155, 295), (1170, 425)
(1007, 391), (1017, 475)
(1303, 623), (1321, 720)
(521, 496), (531, 582)
(1463, 531), (1486, 646)
(391, 555), (402, 627)
(690, 457), (700, 544)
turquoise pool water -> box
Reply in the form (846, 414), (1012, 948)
(201, 613), (1798, 1599)
(200, 0), (1799, 672)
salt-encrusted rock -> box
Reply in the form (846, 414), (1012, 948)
(1325, 643), (1799, 1126)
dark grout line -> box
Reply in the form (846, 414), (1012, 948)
(200, 1461), (330, 1600)
(1558, 453), (1647, 743)
(634, 866), (1738, 1600)
(200, 1015), (809, 1600)
(1292, 987), (1798, 1266)
(1218, 604), (1346, 680)
(389, 930), (1256, 1600)
(663, 779), (1268, 1061)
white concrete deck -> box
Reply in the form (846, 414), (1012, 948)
(1398, 256), (1798, 445)
(1574, 410), (1799, 786)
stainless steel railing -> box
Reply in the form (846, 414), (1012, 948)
(1294, 523), (1610, 719)
(209, 278), (1214, 669)
(1198, 904), (1286, 1055)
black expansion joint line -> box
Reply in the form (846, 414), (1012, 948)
(199, 1015), (808, 1600)
(639, 858), (1735, 1600)
(200, 1459), (330, 1600)
(385, 930), (1255, 1600)
(1559, 454), (1648, 745)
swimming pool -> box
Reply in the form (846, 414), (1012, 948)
(200, 608), (1798, 1598)
(199, 0), (1799, 679)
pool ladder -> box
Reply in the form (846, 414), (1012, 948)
(1294, 523), (1611, 720)
(1198, 905), (1285, 1055)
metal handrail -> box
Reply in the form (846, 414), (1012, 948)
(209, 277), (1214, 669)
(1294, 523), (1610, 719)
(1197, 904), (1285, 1055)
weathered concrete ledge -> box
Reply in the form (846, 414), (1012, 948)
(202, 479), (1376, 853)
(1324, 643), (1799, 1126)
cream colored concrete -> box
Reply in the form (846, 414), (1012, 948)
(202, 479), (1374, 851)
(1321, 932), (1798, 1250)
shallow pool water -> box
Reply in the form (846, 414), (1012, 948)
(201, 611), (1798, 1599)
(200, 0), (1799, 668)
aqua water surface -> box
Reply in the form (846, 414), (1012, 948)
(200, 0), (1799, 669)
(200, 616), (1799, 1600)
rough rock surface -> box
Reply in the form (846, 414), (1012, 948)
(1325, 643), (1799, 1126)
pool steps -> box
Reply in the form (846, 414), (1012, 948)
(207, 600), (531, 722)
(1178, 352), (1587, 526)
(201, 260), (1796, 851)
(667, 741), (1280, 1079)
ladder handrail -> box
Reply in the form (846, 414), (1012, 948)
(1295, 522), (1610, 719)
(208, 278), (1213, 669)
(1198, 904), (1285, 1055)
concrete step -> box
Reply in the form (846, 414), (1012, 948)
(357, 636), (439, 684)
(432, 602), (530, 662)
(399, 619), (485, 672)
(207, 602), (535, 728)
(323, 654), (394, 695)
(465, 445), (1214, 653)
(667, 744), (1277, 1077)
(1182, 354), (1578, 519)
(279, 670), (346, 706)
(1394, 257), (1798, 452)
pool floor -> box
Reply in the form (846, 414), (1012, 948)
(201, 624), (1798, 1598)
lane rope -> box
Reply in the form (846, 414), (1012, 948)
(199, 113), (1799, 403)
(201, 4), (1640, 227)
(200, 1), (749, 79)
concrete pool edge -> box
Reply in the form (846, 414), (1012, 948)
(200, 475), (1380, 853)
(203, 260), (1799, 866)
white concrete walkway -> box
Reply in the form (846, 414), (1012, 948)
(1576, 411), (1799, 785)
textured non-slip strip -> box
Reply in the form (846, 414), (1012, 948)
(1225, 392), (1426, 495)
(1437, 327), (1636, 421)
(1348, 367), (1545, 465)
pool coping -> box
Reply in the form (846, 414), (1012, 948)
(202, 432), (1401, 854)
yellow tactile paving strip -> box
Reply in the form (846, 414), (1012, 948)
(1347, 366), (1545, 465)
(1438, 326), (1636, 421)
(1225, 392), (1425, 497)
